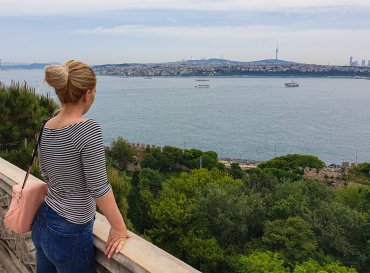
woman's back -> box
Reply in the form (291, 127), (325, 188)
(39, 119), (111, 224)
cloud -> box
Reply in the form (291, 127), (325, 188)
(72, 24), (370, 65)
(2, 0), (370, 16)
(75, 24), (370, 41)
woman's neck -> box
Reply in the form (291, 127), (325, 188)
(58, 103), (84, 119)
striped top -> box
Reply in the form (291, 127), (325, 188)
(38, 119), (111, 224)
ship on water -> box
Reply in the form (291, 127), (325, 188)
(196, 78), (210, 81)
(285, 80), (299, 87)
(195, 84), (210, 88)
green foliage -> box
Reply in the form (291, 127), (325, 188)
(105, 137), (134, 171)
(148, 169), (241, 258)
(354, 162), (370, 177)
(312, 201), (369, 272)
(141, 147), (169, 171)
(0, 81), (57, 151)
(127, 168), (164, 233)
(273, 180), (334, 209)
(335, 185), (370, 214)
(142, 146), (220, 172)
(194, 183), (265, 248)
(262, 167), (301, 181)
(294, 259), (359, 273)
(230, 162), (244, 179)
(245, 168), (279, 194)
(231, 251), (290, 273)
(0, 139), (35, 171)
(258, 154), (325, 174)
(106, 165), (132, 229)
(262, 217), (318, 263)
(180, 232), (225, 273)
(0, 81), (57, 177)
(183, 149), (203, 169)
(270, 193), (312, 220)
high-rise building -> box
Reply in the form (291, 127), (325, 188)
(368, 60), (370, 67)
(349, 56), (353, 66)
(362, 59), (366, 67)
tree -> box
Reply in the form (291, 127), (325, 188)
(180, 232), (225, 273)
(148, 169), (241, 257)
(127, 168), (164, 233)
(262, 216), (318, 264)
(106, 165), (132, 228)
(0, 81), (57, 176)
(245, 168), (279, 194)
(294, 259), (358, 273)
(106, 137), (134, 171)
(142, 147), (171, 171)
(194, 183), (265, 248)
(231, 251), (289, 273)
(312, 201), (369, 272)
(335, 185), (370, 214)
(258, 154), (325, 175)
(230, 163), (244, 179)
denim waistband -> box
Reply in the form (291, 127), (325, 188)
(37, 202), (94, 231)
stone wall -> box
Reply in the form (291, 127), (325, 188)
(0, 157), (200, 273)
(303, 167), (347, 188)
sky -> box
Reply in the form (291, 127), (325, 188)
(1, 0), (370, 65)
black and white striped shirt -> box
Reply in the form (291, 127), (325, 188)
(38, 119), (111, 224)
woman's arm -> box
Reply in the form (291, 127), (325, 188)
(96, 189), (130, 259)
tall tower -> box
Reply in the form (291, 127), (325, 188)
(275, 42), (279, 62)
(349, 56), (353, 66)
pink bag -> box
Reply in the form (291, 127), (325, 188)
(4, 118), (49, 233)
(4, 182), (47, 233)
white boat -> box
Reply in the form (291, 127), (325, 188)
(195, 78), (210, 81)
(285, 81), (299, 87)
(195, 84), (210, 88)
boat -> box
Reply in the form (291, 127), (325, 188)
(144, 77), (153, 79)
(195, 84), (210, 88)
(284, 81), (299, 87)
(195, 78), (210, 81)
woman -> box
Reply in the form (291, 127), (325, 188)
(31, 60), (130, 273)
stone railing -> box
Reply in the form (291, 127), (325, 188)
(0, 157), (200, 273)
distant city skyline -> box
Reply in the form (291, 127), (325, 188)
(1, 0), (370, 66)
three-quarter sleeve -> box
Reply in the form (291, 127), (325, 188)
(80, 122), (111, 200)
(38, 148), (49, 183)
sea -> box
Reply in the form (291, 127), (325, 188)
(1, 69), (370, 165)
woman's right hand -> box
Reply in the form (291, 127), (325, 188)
(105, 226), (131, 259)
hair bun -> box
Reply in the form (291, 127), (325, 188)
(44, 64), (69, 91)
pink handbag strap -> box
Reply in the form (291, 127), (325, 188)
(21, 118), (50, 191)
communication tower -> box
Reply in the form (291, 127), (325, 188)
(275, 42), (279, 61)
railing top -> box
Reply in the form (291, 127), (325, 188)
(0, 157), (200, 273)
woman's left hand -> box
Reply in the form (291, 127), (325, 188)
(105, 226), (131, 259)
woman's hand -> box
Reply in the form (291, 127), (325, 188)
(105, 226), (131, 259)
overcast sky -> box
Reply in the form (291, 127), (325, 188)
(1, 0), (370, 65)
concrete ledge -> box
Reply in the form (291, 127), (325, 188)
(0, 157), (200, 273)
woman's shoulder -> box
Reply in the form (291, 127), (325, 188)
(71, 118), (102, 134)
(44, 117), (98, 130)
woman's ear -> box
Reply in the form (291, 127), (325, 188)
(83, 90), (91, 102)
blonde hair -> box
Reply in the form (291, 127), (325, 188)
(45, 60), (96, 104)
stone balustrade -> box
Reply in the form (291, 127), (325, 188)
(0, 157), (200, 273)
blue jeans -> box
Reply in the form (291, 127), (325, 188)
(31, 202), (96, 273)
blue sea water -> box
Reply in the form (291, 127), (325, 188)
(1, 69), (370, 164)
